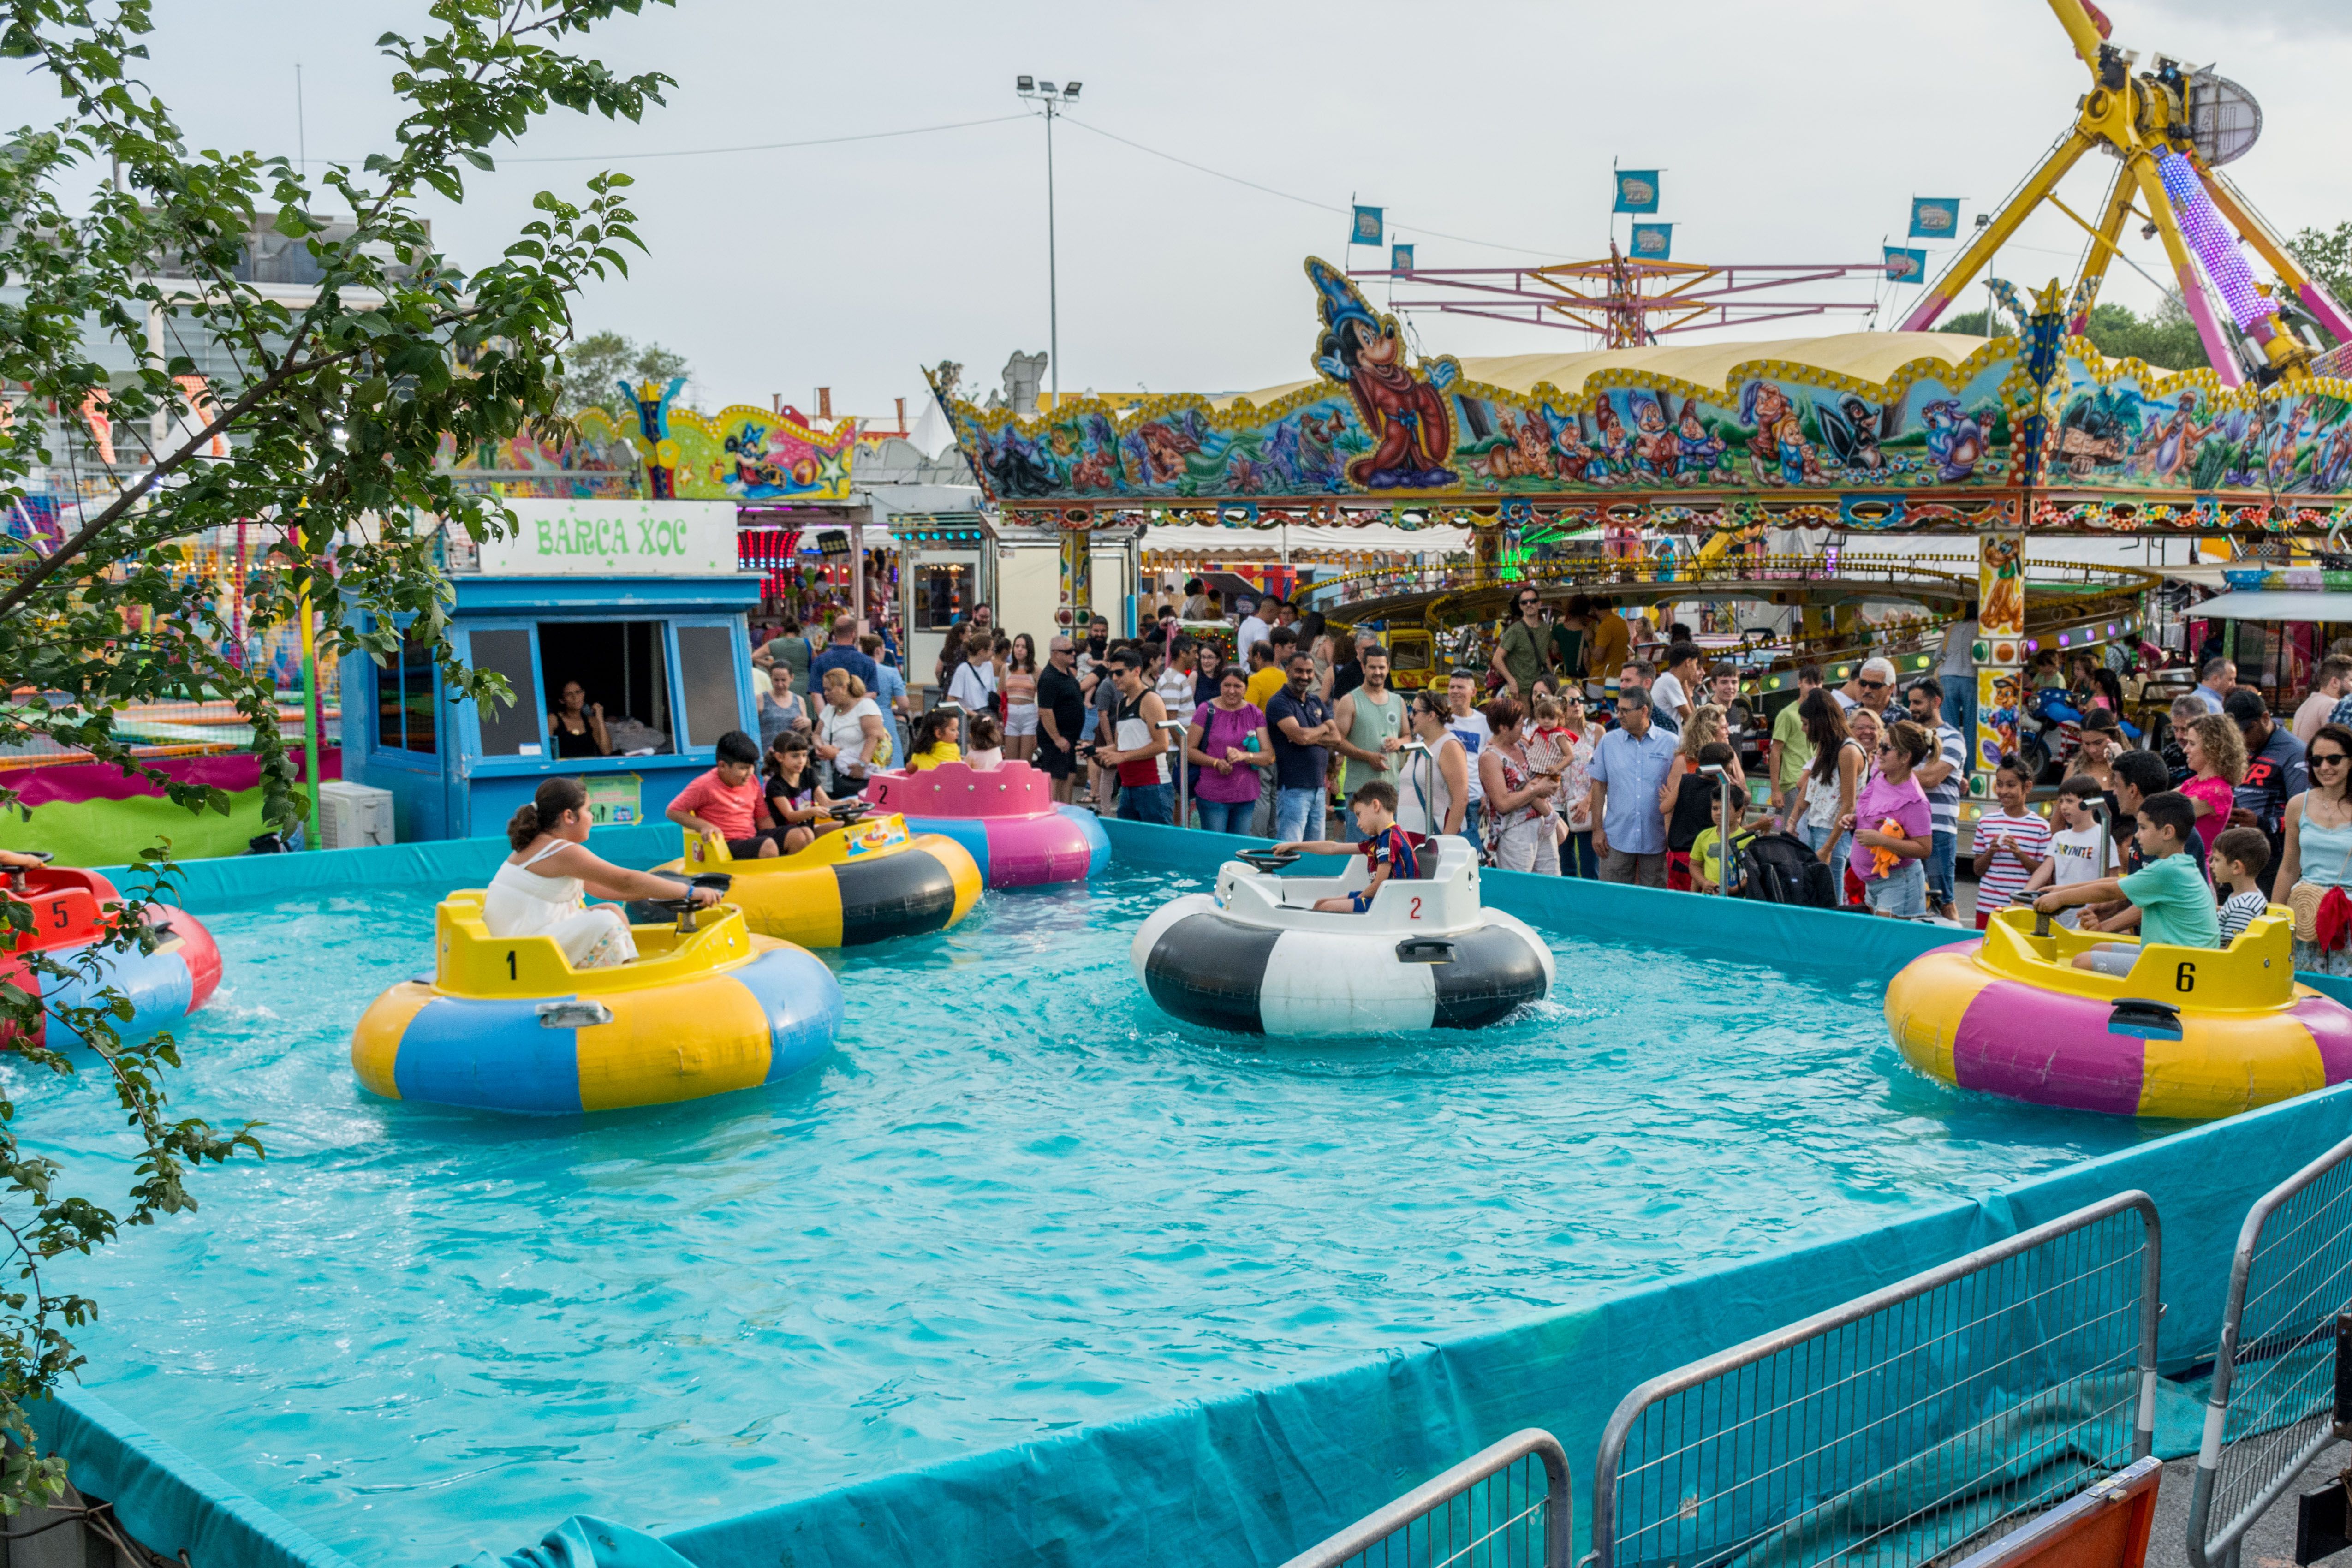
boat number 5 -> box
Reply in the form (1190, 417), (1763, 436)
(1409, 897), (1422, 920)
(506, 950), (518, 981)
(2176, 961), (2195, 993)
(51, 904), (68, 930)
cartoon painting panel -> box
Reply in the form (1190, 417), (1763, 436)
(1978, 531), (2026, 638)
(2048, 354), (2352, 495)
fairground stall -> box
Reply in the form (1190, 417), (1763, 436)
(343, 498), (762, 842)
(889, 511), (1142, 696)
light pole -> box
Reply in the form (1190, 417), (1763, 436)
(1015, 75), (1081, 411)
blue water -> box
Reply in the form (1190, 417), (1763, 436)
(20, 867), (2159, 1564)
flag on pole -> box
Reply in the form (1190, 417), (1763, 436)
(1613, 170), (1661, 213)
(1351, 205), (1383, 245)
(1909, 198), (1962, 239)
(1391, 243), (1415, 274)
(1883, 246), (1928, 282)
(1629, 223), (1673, 260)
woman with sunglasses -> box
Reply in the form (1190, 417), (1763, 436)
(2274, 723), (2352, 974)
(1490, 590), (1555, 701)
(1837, 718), (1935, 918)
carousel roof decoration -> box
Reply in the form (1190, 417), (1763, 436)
(929, 0), (2352, 540)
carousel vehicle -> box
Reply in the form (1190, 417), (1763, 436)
(351, 876), (844, 1115)
(1131, 836), (1552, 1036)
(1, 854), (219, 1047)
(1885, 904), (2352, 1120)
(641, 802), (983, 946)
(865, 761), (1107, 888)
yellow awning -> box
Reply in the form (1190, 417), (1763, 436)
(1211, 332), (1993, 410)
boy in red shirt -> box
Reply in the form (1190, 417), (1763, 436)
(1276, 781), (1420, 912)
(666, 731), (782, 858)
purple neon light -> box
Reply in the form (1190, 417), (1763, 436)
(2161, 151), (2267, 330)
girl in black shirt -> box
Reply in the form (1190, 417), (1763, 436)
(762, 733), (835, 854)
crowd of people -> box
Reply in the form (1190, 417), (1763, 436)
(596, 583), (2352, 972)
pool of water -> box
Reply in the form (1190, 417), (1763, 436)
(24, 866), (2161, 1565)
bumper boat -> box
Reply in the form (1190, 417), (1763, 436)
(1886, 905), (2352, 1119)
(639, 803), (982, 947)
(352, 876), (844, 1115)
(1131, 836), (1553, 1035)
(864, 761), (1107, 888)
(2, 857), (219, 1046)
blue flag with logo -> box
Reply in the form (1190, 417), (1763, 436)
(1909, 198), (1962, 239)
(1629, 223), (1673, 261)
(1351, 205), (1383, 245)
(1613, 170), (1661, 213)
(1884, 245), (1928, 282)
(1390, 243), (1414, 274)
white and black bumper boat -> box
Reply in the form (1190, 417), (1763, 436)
(1131, 837), (1554, 1036)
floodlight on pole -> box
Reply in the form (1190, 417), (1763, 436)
(1016, 74), (1085, 411)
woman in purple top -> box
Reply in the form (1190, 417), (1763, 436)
(1186, 668), (1276, 835)
(1841, 718), (1936, 918)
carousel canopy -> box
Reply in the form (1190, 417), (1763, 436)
(1143, 522), (1471, 556)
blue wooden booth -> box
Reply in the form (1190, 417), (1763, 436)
(345, 572), (762, 844)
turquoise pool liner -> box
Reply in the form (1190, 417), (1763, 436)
(42, 819), (2352, 1567)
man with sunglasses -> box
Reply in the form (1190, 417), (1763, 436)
(1840, 656), (1899, 723)
(1492, 589), (1556, 701)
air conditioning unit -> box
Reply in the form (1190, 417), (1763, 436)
(316, 780), (395, 849)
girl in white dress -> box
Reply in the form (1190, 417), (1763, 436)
(482, 779), (719, 969)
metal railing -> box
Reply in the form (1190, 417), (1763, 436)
(2185, 1133), (2352, 1568)
(1278, 1429), (1572, 1568)
(1591, 1191), (2161, 1568)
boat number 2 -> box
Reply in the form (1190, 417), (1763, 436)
(2176, 961), (2195, 993)
(1409, 897), (1422, 921)
(506, 950), (518, 981)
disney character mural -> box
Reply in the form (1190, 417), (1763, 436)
(1305, 258), (1459, 489)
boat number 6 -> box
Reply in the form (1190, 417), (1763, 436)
(506, 950), (518, 982)
(1409, 897), (1422, 920)
(2176, 961), (2195, 993)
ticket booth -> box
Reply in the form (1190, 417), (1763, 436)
(345, 499), (762, 843)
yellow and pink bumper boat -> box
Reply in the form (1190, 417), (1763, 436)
(1885, 905), (2352, 1120)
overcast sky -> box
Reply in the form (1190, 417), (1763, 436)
(17, 0), (2352, 425)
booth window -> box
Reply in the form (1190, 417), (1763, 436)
(533, 620), (673, 756)
(469, 628), (544, 757)
(674, 625), (743, 750)
(376, 630), (441, 755)
(914, 563), (970, 630)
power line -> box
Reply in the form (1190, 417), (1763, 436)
(492, 111), (1036, 163)
(1058, 115), (1559, 259)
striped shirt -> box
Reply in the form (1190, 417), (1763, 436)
(1924, 723), (1966, 836)
(1975, 808), (2053, 910)
(2217, 888), (2268, 946)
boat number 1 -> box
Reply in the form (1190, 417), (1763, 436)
(506, 950), (518, 981)
(1409, 897), (1422, 920)
(2176, 961), (2195, 993)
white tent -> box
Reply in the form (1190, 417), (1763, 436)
(1140, 522), (1470, 558)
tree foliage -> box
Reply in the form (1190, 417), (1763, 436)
(554, 328), (691, 420)
(1938, 294), (2206, 370)
(2288, 222), (2352, 340)
(0, 0), (673, 1513)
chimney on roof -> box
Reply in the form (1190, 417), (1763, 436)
(817, 387), (833, 421)
(894, 396), (907, 434)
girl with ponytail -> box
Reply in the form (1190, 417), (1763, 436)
(482, 778), (718, 968)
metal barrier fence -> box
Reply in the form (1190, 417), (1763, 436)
(1591, 1192), (2161, 1568)
(1277, 1428), (1571, 1568)
(2185, 1133), (2352, 1568)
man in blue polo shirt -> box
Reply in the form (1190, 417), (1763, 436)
(807, 614), (878, 695)
(1587, 687), (1679, 887)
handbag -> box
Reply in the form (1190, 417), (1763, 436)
(2287, 818), (2352, 944)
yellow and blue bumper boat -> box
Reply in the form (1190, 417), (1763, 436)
(352, 885), (843, 1116)
(1886, 905), (2352, 1120)
(643, 808), (982, 948)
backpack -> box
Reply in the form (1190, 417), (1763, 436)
(1740, 830), (1838, 908)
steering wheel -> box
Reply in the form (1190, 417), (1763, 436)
(1237, 848), (1302, 873)
(827, 799), (873, 824)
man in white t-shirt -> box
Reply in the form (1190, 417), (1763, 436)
(1648, 641), (1701, 734)
(1235, 599), (1271, 668)
(1444, 670), (1492, 835)
(2295, 656), (2352, 745)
